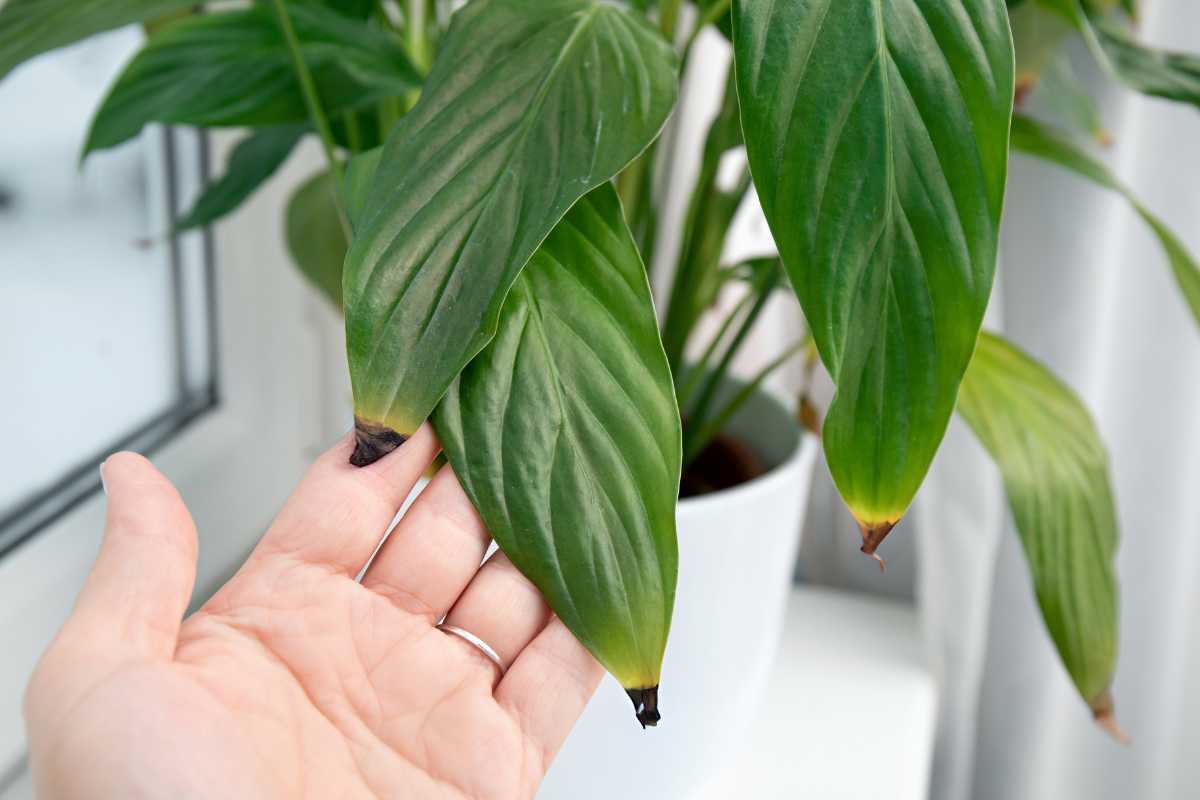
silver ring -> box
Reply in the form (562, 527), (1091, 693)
(438, 623), (505, 675)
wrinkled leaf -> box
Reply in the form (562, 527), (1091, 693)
(177, 125), (305, 231)
(344, 0), (677, 444)
(0, 0), (195, 80)
(433, 184), (680, 722)
(286, 169), (347, 309)
(1011, 114), (1200, 328)
(84, 4), (419, 156)
(958, 332), (1120, 727)
(733, 0), (1015, 551)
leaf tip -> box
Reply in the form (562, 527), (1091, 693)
(857, 518), (898, 573)
(1092, 692), (1130, 745)
(625, 686), (661, 729)
(350, 416), (408, 466)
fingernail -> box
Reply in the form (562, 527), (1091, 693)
(99, 461), (108, 495)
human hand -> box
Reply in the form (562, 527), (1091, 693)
(24, 426), (602, 799)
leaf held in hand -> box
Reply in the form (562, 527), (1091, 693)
(433, 185), (680, 720)
(343, 0), (677, 462)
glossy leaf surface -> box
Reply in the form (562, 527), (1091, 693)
(177, 125), (305, 231)
(344, 0), (677, 439)
(1011, 114), (1200, 328)
(433, 185), (680, 709)
(733, 0), (1015, 541)
(83, 5), (419, 156)
(958, 332), (1120, 723)
(0, 0), (194, 80)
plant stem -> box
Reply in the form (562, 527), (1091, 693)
(659, 0), (683, 42)
(683, 263), (779, 436)
(406, 0), (429, 70)
(682, 338), (809, 465)
(684, 0), (731, 51)
(342, 111), (363, 153)
(675, 288), (755, 408)
(269, 0), (350, 240)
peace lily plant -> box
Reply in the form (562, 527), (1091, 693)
(4, 0), (1198, 738)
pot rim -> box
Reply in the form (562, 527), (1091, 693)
(677, 386), (818, 515)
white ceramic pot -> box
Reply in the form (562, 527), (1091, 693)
(539, 380), (820, 800)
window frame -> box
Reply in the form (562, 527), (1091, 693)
(0, 127), (221, 561)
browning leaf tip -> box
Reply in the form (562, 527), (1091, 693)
(350, 417), (408, 467)
(625, 686), (660, 729)
(858, 519), (897, 573)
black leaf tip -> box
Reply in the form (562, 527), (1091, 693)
(626, 686), (661, 729)
(350, 417), (408, 467)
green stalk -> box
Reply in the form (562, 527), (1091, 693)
(683, 263), (780, 438)
(659, 0), (683, 42)
(675, 288), (755, 408)
(684, 0), (731, 50)
(269, 0), (350, 240)
(342, 111), (363, 153)
(406, 0), (429, 70)
(682, 338), (809, 465)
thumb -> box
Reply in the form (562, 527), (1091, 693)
(70, 452), (199, 659)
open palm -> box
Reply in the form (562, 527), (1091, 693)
(24, 426), (602, 799)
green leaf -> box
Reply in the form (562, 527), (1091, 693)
(342, 146), (382, 232)
(176, 125), (305, 232)
(733, 0), (1015, 548)
(0, 0), (196, 81)
(1036, 0), (1200, 110)
(433, 184), (680, 720)
(83, 5), (419, 157)
(957, 332), (1120, 727)
(1011, 114), (1200, 328)
(1090, 15), (1200, 111)
(1028, 52), (1109, 144)
(286, 169), (347, 309)
(343, 0), (678, 447)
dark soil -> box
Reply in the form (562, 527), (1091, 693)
(679, 431), (767, 498)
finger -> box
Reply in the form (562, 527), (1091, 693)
(360, 464), (491, 621)
(255, 423), (440, 574)
(440, 551), (551, 674)
(496, 617), (604, 764)
(68, 452), (198, 658)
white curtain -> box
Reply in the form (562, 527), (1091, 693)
(922, 1), (1200, 797)
(668, 3), (1200, 796)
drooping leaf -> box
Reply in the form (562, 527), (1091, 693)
(733, 0), (1015, 554)
(1011, 114), (1200, 328)
(286, 169), (347, 309)
(433, 184), (680, 725)
(0, 0), (195, 81)
(957, 332), (1120, 730)
(83, 4), (420, 157)
(1028, 52), (1110, 144)
(1090, 15), (1200, 111)
(176, 125), (305, 231)
(343, 0), (677, 455)
(1036, 0), (1200, 111)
